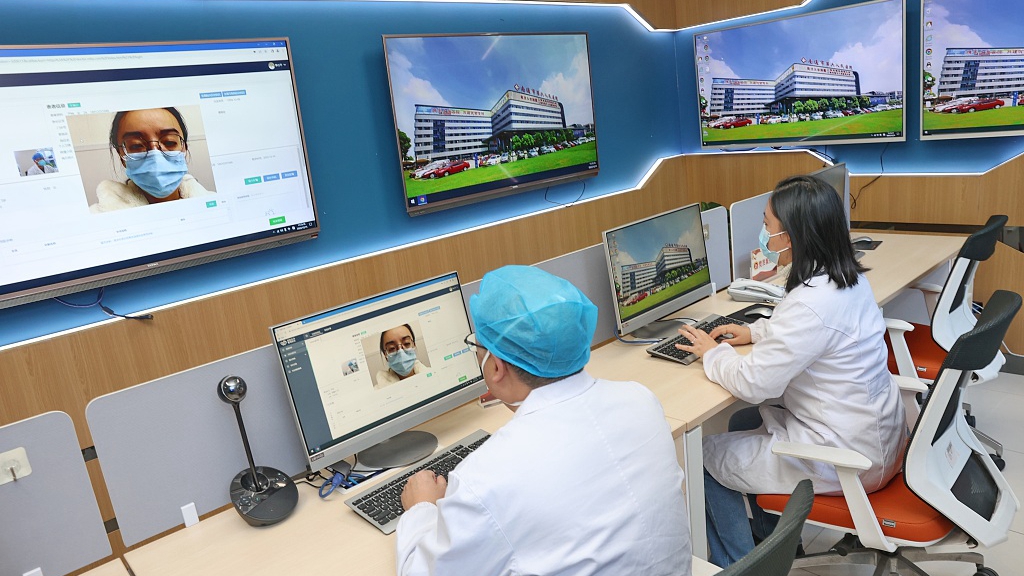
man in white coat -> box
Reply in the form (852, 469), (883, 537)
(396, 265), (692, 576)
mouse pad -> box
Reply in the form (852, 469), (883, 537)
(855, 240), (882, 250)
(727, 303), (775, 323)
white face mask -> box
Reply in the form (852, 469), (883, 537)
(480, 350), (524, 407)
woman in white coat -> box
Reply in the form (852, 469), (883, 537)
(677, 175), (906, 567)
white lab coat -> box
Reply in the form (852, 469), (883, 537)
(396, 371), (692, 576)
(702, 273), (905, 496)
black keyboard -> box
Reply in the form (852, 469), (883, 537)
(344, 429), (491, 534)
(645, 314), (747, 365)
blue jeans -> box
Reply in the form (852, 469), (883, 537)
(704, 407), (785, 567)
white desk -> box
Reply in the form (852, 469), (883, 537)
(81, 559), (131, 576)
(123, 232), (961, 573)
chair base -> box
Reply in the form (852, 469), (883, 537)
(792, 543), (989, 576)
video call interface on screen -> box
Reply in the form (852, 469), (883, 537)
(271, 273), (483, 463)
(0, 39), (316, 296)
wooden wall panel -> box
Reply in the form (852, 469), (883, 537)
(0, 151), (823, 448)
(973, 243), (1024, 353)
(677, 0), (804, 28)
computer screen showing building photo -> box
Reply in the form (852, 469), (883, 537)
(921, 0), (1024, 140)
(695, 0), (905, 149)
(384, 33), (599, 215)
(604, 204), (711, 336)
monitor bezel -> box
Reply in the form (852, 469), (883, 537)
(382, 31), (600, 217)
(0, 37), (319, 309)
(270, 271), (486, 471)
(694, 0), (907, 150)
(602, 203), (714, 337)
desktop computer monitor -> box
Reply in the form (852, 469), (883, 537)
(602, 203), (713, 339)
(270, 272), (485, 471)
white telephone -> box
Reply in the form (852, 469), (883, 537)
(727, 278), (786, 303)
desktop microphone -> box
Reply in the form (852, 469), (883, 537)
(218, 375), (298, 527)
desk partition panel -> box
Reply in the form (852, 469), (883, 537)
(702, 205), (732, 291)
(729, 191), (773, 280)
(86, 346), (307, 547)
(0, 411), (110, 576)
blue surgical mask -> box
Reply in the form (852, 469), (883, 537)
(126, 150), (188, 198)
(758, 224), (789, 265)
(387, 348), (417, 377)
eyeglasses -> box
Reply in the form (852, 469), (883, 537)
(464, 333), (485, 353)
(383, 337), (415, 358)
(120, 133), (185, 161)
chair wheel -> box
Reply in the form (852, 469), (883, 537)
(990, 454), (1005, 471)
(974, 567), (998, 576)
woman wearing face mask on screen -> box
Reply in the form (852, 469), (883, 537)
(675, 175), (906, 568)
(375, 324), (428, 387)
(89, 107), (214, 213)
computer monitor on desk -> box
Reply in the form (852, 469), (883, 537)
(602, 203), (713, 339)
(270, 272), (485, 471)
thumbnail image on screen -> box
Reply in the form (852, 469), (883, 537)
(606, 205), (710, 324)
(694, 0), (905, 149)
(921, 0), (1024, 140)
(384, 33), (599, 215)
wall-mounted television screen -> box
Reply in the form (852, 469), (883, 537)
(921, 0), (1024, 140)
(383, 33), (599, 216)
(694, 0), (905, 149)
(0, 38), (318, 309)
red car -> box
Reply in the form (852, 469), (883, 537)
(712, 117), (753, 129)
(425, 160), (470, 178)
(941, 98), (1004, 113)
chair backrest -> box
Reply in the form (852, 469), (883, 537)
(931, 214), (1007, 351)
(717, 479), (813, 576)
(904, 289), (1021, 548)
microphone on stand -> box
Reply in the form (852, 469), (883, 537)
(218, 375), (297, 526)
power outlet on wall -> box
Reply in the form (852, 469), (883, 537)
(0, 447), (32, 486)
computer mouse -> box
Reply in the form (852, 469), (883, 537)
(851, 235), (872, 244)
(744, 306), (774, 319)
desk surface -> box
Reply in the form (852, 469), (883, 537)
(124, 232), (957, 576)
(81, 559), (130, 576)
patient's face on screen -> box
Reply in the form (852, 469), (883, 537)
(381, 325), (415, 357)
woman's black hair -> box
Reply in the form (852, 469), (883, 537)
(379, 324), (415, 357)
(108, 107), (189, 153)
(770, 174), (866, 293)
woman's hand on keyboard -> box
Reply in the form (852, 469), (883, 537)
(401, 470), (448, 511)
(675, 324), (719, 360)
(708, 323), (751, 347)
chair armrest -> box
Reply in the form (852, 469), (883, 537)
(910, 282), (942, 316)
(885, 319), (918, 378)
(893, 374), (928, 425)
(771, 442), (897, 553)
(910, 282), (942, 294)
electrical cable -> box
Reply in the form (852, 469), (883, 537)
(53, 287), (153, 320)
(544, 179), (587, 207)
(850, 142), (890, 210)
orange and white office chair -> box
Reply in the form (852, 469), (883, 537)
(885, 214), (1008, 467)
(758, 289), (1021, 576)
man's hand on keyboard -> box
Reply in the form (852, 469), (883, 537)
(401, 470), (448, 511)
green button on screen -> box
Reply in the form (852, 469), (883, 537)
(206, 200), (217, 208)
(269, 216), (286, 225)
(244, 176), (262, 185)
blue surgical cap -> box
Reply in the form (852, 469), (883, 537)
(470, 265), (598, 378)
(32, 152), (44, 161)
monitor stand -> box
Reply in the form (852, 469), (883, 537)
(355, 430), (439, 469)
(628, 318), (691, 341)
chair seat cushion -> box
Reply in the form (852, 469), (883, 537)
(886, 323), (945, 380)
(757, 473), (954, 544)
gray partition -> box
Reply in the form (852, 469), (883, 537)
(0, 411), (110, 576)
(702, 205), (731, 291)
(86, 346), (307, 547)
(729, 190), (773, 280)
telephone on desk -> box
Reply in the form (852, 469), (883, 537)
(727, 278), (785, 303)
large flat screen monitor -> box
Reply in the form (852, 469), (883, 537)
(0, 39), (318, 309)
(383, 32), (599, 216)
(603, 203), (712, 339)
(921, 0), (1024, 140)
(694, 0), (905, 149)
(271, 272), (485, 470)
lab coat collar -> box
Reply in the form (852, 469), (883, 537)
(511, 370), (596, 417)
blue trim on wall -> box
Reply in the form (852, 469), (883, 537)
(0, 1), (680, 346)
(678, 0), (1024, 174)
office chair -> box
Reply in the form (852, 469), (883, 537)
(885, 214), (1008, 468)
(756, 289), (1021, 576)
(714, 479), (813, 576)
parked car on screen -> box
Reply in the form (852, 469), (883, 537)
(824, 110), (844, 119)
(763, 116), (783, 124)
(713, 117), (753, 129)
(500, 153), (510, 163)
(941, 98), (1004, 113)
(485, 155), (500, 166)
(412, 160), (446, 179)
(529, 148), (539, 158)
(426, 160), (470, 178)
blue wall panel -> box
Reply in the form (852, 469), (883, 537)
(0, 1), (679, 346)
